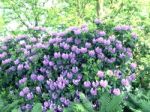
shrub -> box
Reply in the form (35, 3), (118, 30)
(0, 19), (138, 111)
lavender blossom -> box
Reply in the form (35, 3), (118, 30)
(88, 50), (95, 57)
(130, 63), (137, 69)
(97, 71), (104, 78)
(19, 91), (25, 97)
(54, 52), (61, 58)
(84, 81), (91, 88)
(36, 86), (41, 93)
(37, 75), (44, 81)
(113, 88), (121, 96)
(99, 80), (108, 88)
(71, 67), (79, 73)
(97, 31), (106, 36)
(62, 53), (69, 60)
(17, 64), (24, 71)
(121, 79), (130, 86)
(22, 87), (30, 94)
(92, 81), (99, 88)
(30, 73), (37, 80)
(26, 93), (33, 100)
(90, 88), (97, 96)
(94, 18), (102, 24)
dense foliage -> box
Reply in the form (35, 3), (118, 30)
(0, 20), (138, 111)
(0, 0), (150, 112)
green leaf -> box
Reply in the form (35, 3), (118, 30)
(31, 103), (42, 112)
(11, 108), (19, 112)
(80, 93), (94, 112)
(47, 110), (53, 112)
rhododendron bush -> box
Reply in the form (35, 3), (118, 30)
(0, 19), (138, 111)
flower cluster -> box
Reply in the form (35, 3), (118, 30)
(0, 19), (138, 111)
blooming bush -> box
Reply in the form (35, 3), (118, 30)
(0, 19), (138, 111)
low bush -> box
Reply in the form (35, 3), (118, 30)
(0, 19), (138, 111)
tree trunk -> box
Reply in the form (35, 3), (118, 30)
(96, 0), (104, 18)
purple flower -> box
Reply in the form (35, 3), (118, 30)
(114, 25), (132, 31)
(30, 37), (37, 42)
(71, 45), (78, 52)
(95, 47), (102, 54)
(77, 74), (82, 80)
(22, 87), (30, 94)
(74, 29), (81, 35)
(30, 73), (37, 80)
(52, 93), (58, 99)
(80, 47), (87, 53)
(122, 25), (132, 31)
(85, 42), (91, 48)
(67, 72), (73, 79)
(54, 52), (61, 58)
(93, 38), (97, 44)
(94, 18), (102, 24)
(73, 79), (80, 85)
(2, 58), (12, 65)
(24, 63), (30, 70)
(126, 48), (133, 57)
(121, 79), (130, 86)
(14, 59), (20, 65)
(97, 31), (106, 36)
(70, 58), (77, 64)
(1, 46), (7, 50)
(44, 101), (49, 108)
(64, 99), (70, 106)
(116, 43), (123, 50)
(25, 104), (32, 110)
(81, 27), (88, 33)
(0, 52), (7, 58)
(19, 91), (25, 97)
(119, 53), (125, 59)
(43, 59), (49, 66)
(88, 50), (95, 57)
(57, 81), (66, 90)
(103, 39), (110, 46)
(75, 39), (81, 45)
(96, 37), (104, 43)
(114, 26), (121, 31)
(63, 43), (70, 50)
(66, 37), (73, 43)
(72, 67), (79, 73)
(37, 75), (44, 81)
(69, 52), (76, 59)
(99, 80), (108, 88)
(127, 73), (136, 81)
(97, 71), (104, 78)
(60, 97), (66, 103)
(19, 77), (27, 84)
(36, 86), (41, 93)
(17, 64), (24, 71)
(92, 81), (99, 88)
(114, 70), (122, 78)
(113, 88), (121, 96)
(62, 53), (69, 59)
(109, 35), (116, 41)
(84, 81), (91, 88)
(130, 63), (137, 69)
(27, 93), (33, 100)
(90, 88), (97, 96)
(49, 83), (56, 90)
(26, 45), (32, 49)
(49, 61), (54, 66)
